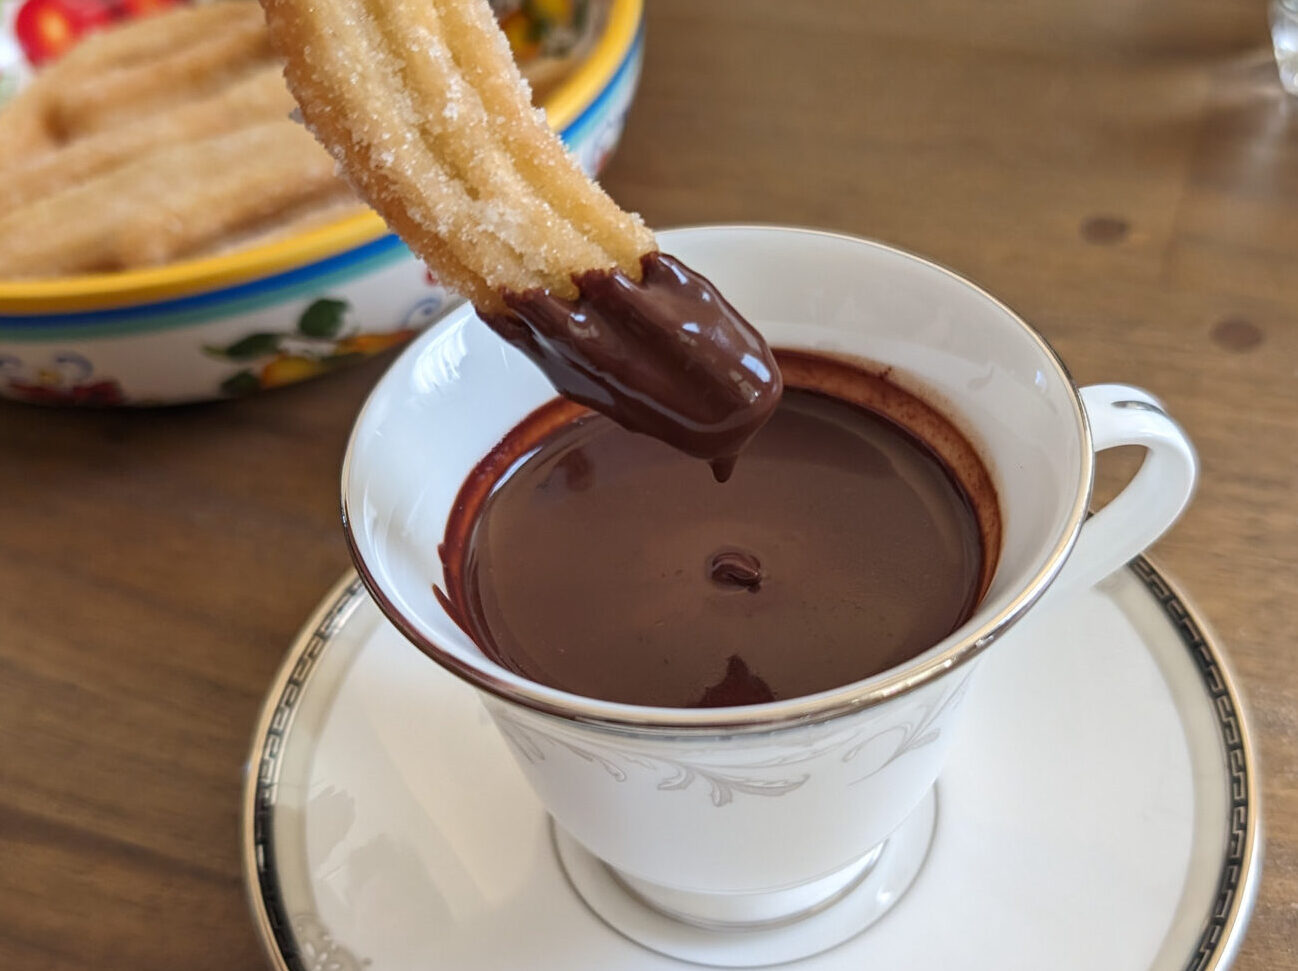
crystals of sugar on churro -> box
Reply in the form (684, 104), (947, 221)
(260, 0), (655, 308)
(260, 0), (783, 471)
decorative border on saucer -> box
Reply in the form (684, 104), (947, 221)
(1129, 559), (1260, 971)
(241, 559), (1260, 971)
(245, 574), (370, 971)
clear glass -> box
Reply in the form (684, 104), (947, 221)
(1273, 0), (1298, 95)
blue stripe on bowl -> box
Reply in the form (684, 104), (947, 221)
(0, 236), (410, 339)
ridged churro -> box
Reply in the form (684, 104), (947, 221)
(0, 2), (273, 157)
(0, 66), (296, 214)
(0, 0), (619, 280)
(0, 2), (368, 277)
(261, 0), (782, 470)
(0, 120), (346, 275)
(262, 0), (651, 309)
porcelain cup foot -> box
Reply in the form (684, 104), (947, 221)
(552, 787), (938, 968)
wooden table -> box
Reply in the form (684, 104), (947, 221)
(2, 1), (1295, 967)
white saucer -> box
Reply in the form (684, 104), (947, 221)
(242, 559), (1261, 971)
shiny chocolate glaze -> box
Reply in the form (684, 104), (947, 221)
(481, 252), (783, 481)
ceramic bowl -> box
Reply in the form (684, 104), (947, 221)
(0, 0), (643, 405)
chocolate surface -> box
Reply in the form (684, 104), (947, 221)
(481, 252), (783, 480)
(441, 371), (992, 709)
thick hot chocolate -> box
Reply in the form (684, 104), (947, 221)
(439, 352), (1000, 708)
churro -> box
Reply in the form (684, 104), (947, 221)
(0, 2), (273, 159)
(0, 2), (369, 277)
(0, 0), (618, 279)
(0, 121), (345, 275)
(262, 0), (650, 308)
(261, 0), (783, 469)
(0, 66), (296, 214)
(48, 10), (274, 140)
(0, 87), (56, 171)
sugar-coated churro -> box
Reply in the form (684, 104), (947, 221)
(48, 9), (275, 140)
(0, 66), (296, 214)
(0, 86), (57, 171)
(261, 0), (783, 469)
(260, 0), (652, 309)
(0, 0), (623, 280)
(0, 2), (272, 157)
(0, 121), (344, 275)
(0, 2), (371, 277)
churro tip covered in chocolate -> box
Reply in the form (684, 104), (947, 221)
(484, 252), (782, 477)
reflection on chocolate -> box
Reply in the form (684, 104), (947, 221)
(696, 655), (775, 708)
(481, 252), (783, 481)
(708, 549), (764, 592)
(441, 365), (997, 709)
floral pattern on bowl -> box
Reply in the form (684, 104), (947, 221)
(0, 348), (123, 404)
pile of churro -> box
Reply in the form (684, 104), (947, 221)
(261, 0), (782, 468)
(0, 0), (590, 280)
(0, 2), (362, 278)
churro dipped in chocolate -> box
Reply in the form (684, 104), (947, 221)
(259, 0), (782, 473)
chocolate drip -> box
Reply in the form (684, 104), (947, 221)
(481, 252), (783, 480)
(708, 549), (764, 592)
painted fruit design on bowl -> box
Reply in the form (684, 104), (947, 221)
(205, 296), (418, 396)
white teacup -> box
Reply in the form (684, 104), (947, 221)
(342, 226), (1197, 964)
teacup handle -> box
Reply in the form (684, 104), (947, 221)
(1049, 384), (1198, 597)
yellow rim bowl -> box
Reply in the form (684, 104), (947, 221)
(0, 0), (643, 315)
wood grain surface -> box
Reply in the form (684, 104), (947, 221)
(1, 0), (1295, 967)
